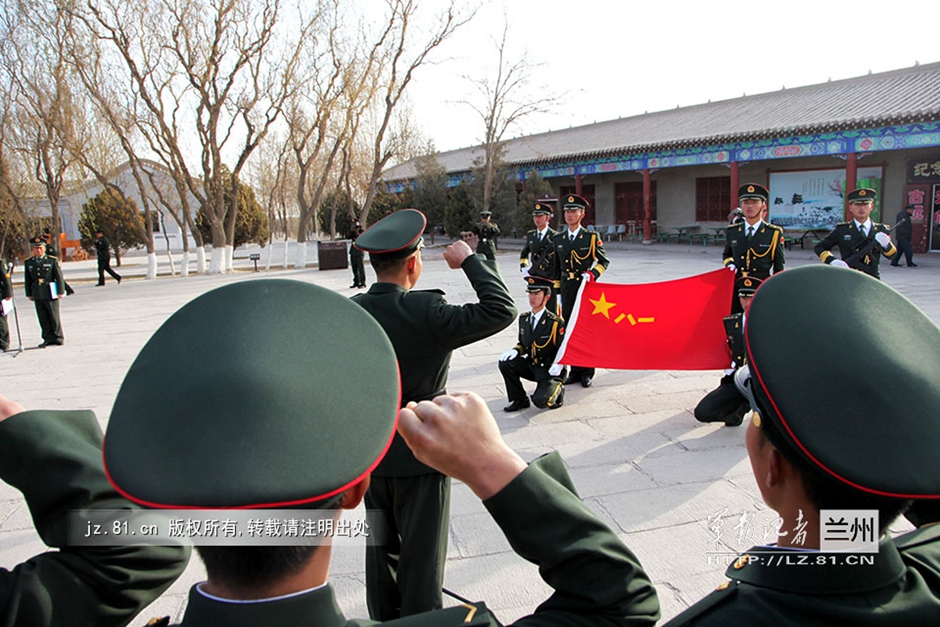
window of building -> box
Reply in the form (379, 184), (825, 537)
(695, 176), (731, 222)
(615, 181), (656, 224)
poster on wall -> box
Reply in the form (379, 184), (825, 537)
(768, 167), (883, 230)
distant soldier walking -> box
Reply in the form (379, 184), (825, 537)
(94, 230), (122, 286)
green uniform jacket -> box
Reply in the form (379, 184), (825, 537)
(722, 221), (785, 280)
(167, 453), (660, 627)
(474, 222), (501, 259)
(513, 310), (566, 373)
(814, 221), (897, 279)
(0, 409), (190, 626)
(664, 526), (940, 626)
(553, 229), (610, 285)
(351, 255), (516, 476)
(519, 228), (559, 280)
(722, 314), (745, 369)
(23, 255), (65, 301)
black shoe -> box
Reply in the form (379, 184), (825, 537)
(117, 276), (122, 284)
(909, 263), (918, 267)
(37, 342), (49, 348)
(890, 262), (900, 266)
(723, 403), (749, 426)
(563, 373), (579, 385)
(503, 399), (531, 412)
(95, 283), (104, 286)
(51, 340), (64, 346)
(580, 376), (593, 388)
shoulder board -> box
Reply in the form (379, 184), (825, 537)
(412, 289), (446, 296)
(767, 224), (784, 233)
(379, 602), (498, 626)
(545, 310), (564, 323)
(894, 523), (940, 550)
(661, 579), (739, 626)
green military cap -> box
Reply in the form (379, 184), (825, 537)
(563, 194), (589, 211)
(525, 275), (553, 293)
(103, 279), (400, 508)
(532, 202), (553, 216)
(354, 208), (426, 259)
(847, 187), (877, 203)
(738, 183), (769, 202)
(738, 265), (940, 498)
(29, 236), (45, 246)
(480, 210), (492, 217)
(735, 275), (763, 297)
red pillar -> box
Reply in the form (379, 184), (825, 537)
(845, 152), (857, 220)
(730, 162), (740, 214)
(575, 174), (583, 196)
(642, 169), (652, 243)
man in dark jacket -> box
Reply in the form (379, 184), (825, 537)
(890, 204), (917, 267)
(95, 229), (123, 285)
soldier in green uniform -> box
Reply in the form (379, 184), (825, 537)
(519, 201), (560, 314)
(666, 265), (940, 625)
(498, 275), (566, 412)
(347, 218), (366, 288)
(23, 236), (65, 347)
(0, 393), (190, 625)
(0, 260), (12, 351)
(722, 184), (784, 313)
(101, 279), (660, 627)
(814, 187), (897, 279)
(472, 210), (500, 261)
(351, 209), (516, 620)
(553, 194), (609, 388)
(693, 276), (761, 427)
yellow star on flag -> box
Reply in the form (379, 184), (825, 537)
(590, 292), (617, 319)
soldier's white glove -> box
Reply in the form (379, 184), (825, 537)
(582, 271), (594, 283)
(726, 263), (737, 274)
(875, 232), (891, 248)
(548, 364), (563, 377)
(830, 259), (850, 268)
(499, 349), (518, 362)
(521, 266), (530, 278)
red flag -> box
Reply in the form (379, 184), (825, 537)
(556, 269), (735, 370)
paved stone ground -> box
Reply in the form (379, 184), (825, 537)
(1, 238), (935, 624)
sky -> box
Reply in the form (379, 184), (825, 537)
(404, 0), (939, 153)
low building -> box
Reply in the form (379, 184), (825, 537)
(383, 62), (940, 252)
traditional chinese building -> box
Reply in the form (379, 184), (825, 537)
(383, 62), (940, 253)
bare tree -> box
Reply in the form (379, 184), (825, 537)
(0, 0), (83, 255)
(61, 11), (167, 278)
(85, 0), (321, 274)
(282, 3), (361, 268)
(461, 18), (558, 214)
(356, 0), (474, 225)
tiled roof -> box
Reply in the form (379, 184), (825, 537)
(383, 62), (940, 181)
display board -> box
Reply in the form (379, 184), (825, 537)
(768, 167), (883, 230)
